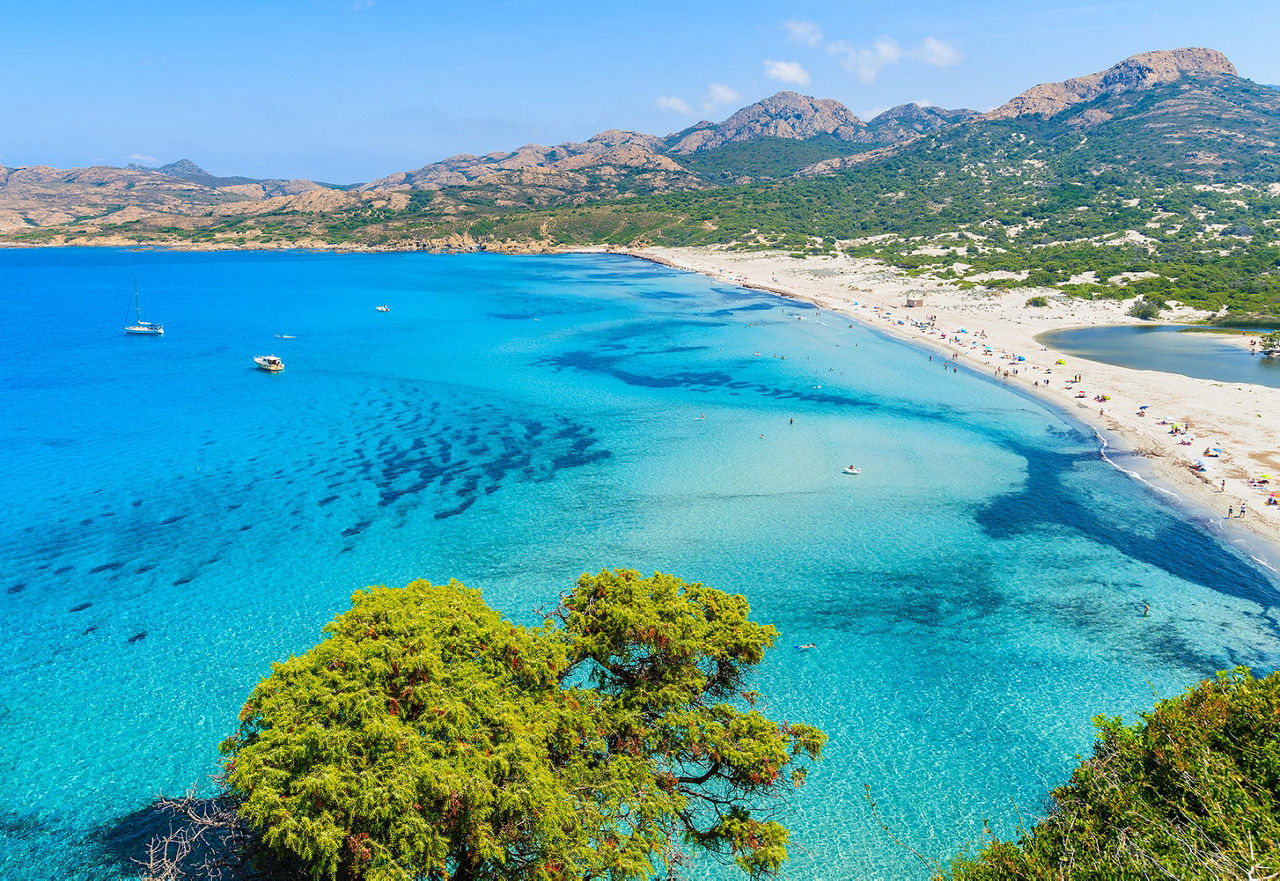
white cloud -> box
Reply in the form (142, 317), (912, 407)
(827, 36), (961, 83)
(828, 37), (901, 83)
(127, 153), (159, 164)
(763, 59), (810, 87)
(655, 95), (693, 115)
(913, 36), (961, 67)
(783, 19), (823, 47)
(704, 83), (740, 110)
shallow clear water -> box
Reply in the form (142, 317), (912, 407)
(1039, 324), (1280, 389)
(2, 248), (1278, 879)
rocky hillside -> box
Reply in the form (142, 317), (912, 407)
(984, 47), (1237, 120)
(358, 129), (694, 206)
(3, 46), (1274, 250)
(665, 92), (870, 153)
(0, 162), (395, 237)
(799, 47), (1276, 180)
(0, 91), (975, 235)
(350, 92), (973, 205)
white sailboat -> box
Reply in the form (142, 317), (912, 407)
(124, 282), (164, 335)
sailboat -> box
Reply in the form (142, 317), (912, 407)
(124, 282), (164, 335)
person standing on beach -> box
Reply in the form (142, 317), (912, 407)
(1229, 506), (1234, 518)
(1240, 502), (1247, 519)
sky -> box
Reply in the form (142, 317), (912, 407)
(2, 0), (1278, 184)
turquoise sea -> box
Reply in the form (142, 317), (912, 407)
(2, 248), (1278, 879)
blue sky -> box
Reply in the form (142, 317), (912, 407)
(2, 0), (1276, 183)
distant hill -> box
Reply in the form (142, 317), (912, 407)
(798, 48), (1279, 182)
(5, 42), (1280, 318)
(665, 92), (871, 153)
(354, 92), (975, 204)
(983, 47), (1237, 120)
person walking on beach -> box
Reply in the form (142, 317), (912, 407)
(1229, 506), (1234, 518)
(1221, 479), (1226, 492)
(1240, 502), (1247, 519)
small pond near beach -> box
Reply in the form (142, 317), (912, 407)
(1037, 324), (1280, 388)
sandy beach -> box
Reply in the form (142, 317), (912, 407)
(617, 246), (1280, 558)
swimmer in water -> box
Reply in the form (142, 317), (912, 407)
(796, 643), (816, 650)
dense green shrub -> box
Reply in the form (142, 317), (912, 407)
(946, 668), (1280, 880)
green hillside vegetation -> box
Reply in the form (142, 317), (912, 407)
(944, 667), (1280, 880)
(676, 136), (870, 183)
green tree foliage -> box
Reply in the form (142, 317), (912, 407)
(221, 571), (825, 881)
(1127, 295), (1165, 320)
(945, 668), (1280, 880)
(1261, 330), (1280, 355)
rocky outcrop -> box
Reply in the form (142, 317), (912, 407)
(666, 92), (868, 153)
(360, 129), (682, 193)
(985, 47), (1237, 120)
(867, 103), (977, 141)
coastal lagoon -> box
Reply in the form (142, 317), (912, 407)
(1039, 324), (1280, 389)
(2, 248), (1278, 879)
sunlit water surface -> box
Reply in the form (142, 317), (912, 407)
(1, 249), (1277, 879)
(1038, 324), (1280, 389)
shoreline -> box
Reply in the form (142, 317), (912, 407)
(614, 245), (1280, 562)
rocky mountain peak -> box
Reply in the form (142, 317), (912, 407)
(667, 91), (868, 154)
(158, 159), (209, 177)
(985, 47), (1238, 120)
(868, 103), (977, 137)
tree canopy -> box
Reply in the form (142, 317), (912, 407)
(944, 667), (1280, 880)
(220, 570), (825, 881)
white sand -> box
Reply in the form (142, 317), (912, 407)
(621, 246), (1280, 553)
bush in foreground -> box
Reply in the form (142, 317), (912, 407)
(220, 570), (824, 881)
(945, 667), (1280, 880)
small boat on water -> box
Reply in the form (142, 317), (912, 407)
(124, 282), (164, 335)
(254, 355), (284, 372)
(842, 466), (861, 475)
(375, 305), (390, 312)
(274, 334), (296, 340)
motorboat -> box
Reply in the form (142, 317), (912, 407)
(375, 305), (390, 312)
(842, 466), (861, 475)
(124, 282), (164, 335)
(254, 355), (284, 372)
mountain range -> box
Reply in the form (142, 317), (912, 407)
(1, 46), (1276, 247)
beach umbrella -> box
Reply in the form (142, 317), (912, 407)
(1138, 405), (1150, 409)
(1262, 474), (1273, 480)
